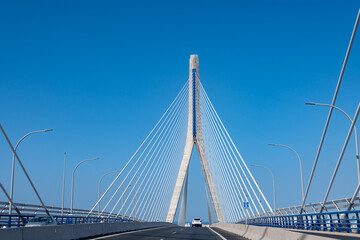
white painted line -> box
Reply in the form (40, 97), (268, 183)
(208, 226), (227, 240)
(89, 226), (168, 239)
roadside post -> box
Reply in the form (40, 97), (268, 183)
(244, 202), (249, 225)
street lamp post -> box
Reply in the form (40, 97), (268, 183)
(62, 152), (66, 215)
(121, 196), (124, 218)
(9, 129), (53, 214)
(71, 158), (99, 214)
(98, 170), (119, 218)
(133, 184), (137, 218)
(252, 178), (262, 215)
(268, 143), (304, 201)
(251, 164), (276, 212)
(305, 102), (360, 185)
(128, 184), (132, 218)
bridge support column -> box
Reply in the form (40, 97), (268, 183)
(178, 171), (188, 226)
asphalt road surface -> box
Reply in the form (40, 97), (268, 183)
(86, 226), (248, 240)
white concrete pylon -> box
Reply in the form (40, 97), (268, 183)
(177, 171), (188, 226)
(166, 54), (224, 223)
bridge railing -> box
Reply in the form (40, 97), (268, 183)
(239, 210), (360, 234)
(0, 201), (118, 218)
(252, 197), (360, 217)
(0, 213), (138, 228)
(0, 201), (140, 228)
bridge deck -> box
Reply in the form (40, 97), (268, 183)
(86, 226), (247, 240)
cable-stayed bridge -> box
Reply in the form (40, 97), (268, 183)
(79, 54), (273, 225)
(1, 10), (360, 240)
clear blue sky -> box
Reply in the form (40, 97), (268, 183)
(1, 1), (360, 222)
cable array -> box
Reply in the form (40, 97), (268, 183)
(87, 76), (273, 223)
(87, 80), (189, 221)
(199, 79), (273, 223)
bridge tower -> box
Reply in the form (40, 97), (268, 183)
(166, 55), (225, 223)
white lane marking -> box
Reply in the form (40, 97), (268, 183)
(172, 231), (176, 234)
(89, 226), (168, 239)
(207, 227), (227, 240)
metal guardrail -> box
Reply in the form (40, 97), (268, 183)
(253, 197), (360, 217)
(239, 210), (360, 234)
(0, 214), (136, 228)
(0, 201), (140, 228)
(0, 201), (118, 218)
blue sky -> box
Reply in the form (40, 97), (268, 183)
(1, 1), (360, 222)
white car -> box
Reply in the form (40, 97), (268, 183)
(25, 215), (57, 227)
(184, 223), (191, 227)
(192, 218), (202, 227)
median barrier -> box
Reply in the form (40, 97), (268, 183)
(211, 222), (360, 240)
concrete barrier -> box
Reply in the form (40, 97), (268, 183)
(0, 222), (174, 240)
(211, 222), (360, 240)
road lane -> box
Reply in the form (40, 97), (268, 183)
(86, 225), (247, 240)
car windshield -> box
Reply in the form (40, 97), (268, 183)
(194, 219), (200, 221)
(29, 217), (48, 222)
